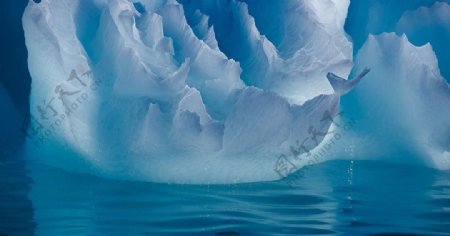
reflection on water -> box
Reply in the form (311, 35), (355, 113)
(1, 158), (449, 235)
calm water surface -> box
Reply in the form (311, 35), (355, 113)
(1, 156), (449, 235)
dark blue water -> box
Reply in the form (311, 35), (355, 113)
(1, 156), (449, 235)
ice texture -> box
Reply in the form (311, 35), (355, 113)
(341, 33), (450, 169)
(179, 0), (353, 103)
(345, 0), (450, 82)
(22, 0), (357, 183)
(396, 2), (450, 82)
(21, 0), (450, 183)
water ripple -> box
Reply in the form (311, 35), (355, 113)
(1, 160), (450, 235)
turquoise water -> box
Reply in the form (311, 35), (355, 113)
(1, 158), (449, 235)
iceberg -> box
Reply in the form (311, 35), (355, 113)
(344, 0), (440, 52)
(395, 2), (450, 82)
(22, 0), (357, 183)
(22, 0), (450, 183)
(340, 33), (450, 169)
